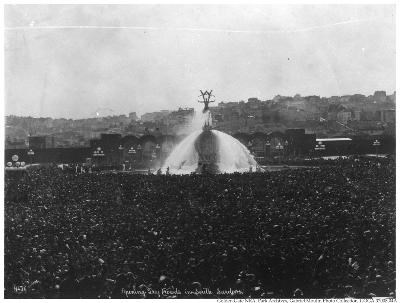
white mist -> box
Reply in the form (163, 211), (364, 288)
(162, 110), (257, 174)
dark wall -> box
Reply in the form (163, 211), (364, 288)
(314, 136), (395, 157)
(285, 129), (313, 156)
(6, 132), (395, 165)
(5, 148), (91, 164)
(28, 136), (46, 149)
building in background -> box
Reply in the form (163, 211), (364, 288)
(353, 110), (361, 121)
(141, 110), (170, 123)
(337, 111), (352, 124)
(380, 109), (395, 123)
(315, 138), (352, 156)
(373, 91), (387, 103)
(128, 112), (138, 121)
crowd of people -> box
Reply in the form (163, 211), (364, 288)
(4, 157), (395, 298)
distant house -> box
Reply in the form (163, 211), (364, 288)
(373, 91), (387, 103)
(337, 111), (352, 124)
(380, 109), (395, 123)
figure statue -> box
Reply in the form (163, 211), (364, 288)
(198, 90), (215, 113)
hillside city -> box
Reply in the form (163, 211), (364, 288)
(5, 90), (395, 149)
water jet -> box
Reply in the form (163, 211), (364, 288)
(162, 91), (258, 174)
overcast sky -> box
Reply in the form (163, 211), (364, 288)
(5, 4), (396, 119)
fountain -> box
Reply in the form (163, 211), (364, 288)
(162, 91), (258, 174)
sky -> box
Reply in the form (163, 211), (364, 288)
(4, 4), (396, 119)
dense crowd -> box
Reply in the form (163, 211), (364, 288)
(4, 157), (395, 298)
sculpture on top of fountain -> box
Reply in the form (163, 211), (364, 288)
(198, 90), (214, 130)
(198, 90), (215, 113)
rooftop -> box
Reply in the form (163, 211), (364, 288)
(316, 138), (352, 142)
